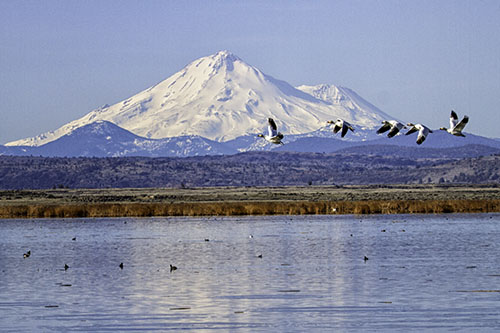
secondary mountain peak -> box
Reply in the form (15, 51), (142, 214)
(297, 84), (345, 103)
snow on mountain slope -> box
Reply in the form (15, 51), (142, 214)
(7, 51), (392, 147)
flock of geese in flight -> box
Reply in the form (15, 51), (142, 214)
(259, 110), (469, 146)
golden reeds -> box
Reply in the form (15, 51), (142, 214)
(0, 199), (499, 218)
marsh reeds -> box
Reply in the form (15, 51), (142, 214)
(0, 199), (499, 218)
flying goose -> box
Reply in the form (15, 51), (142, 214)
(258, 118), (284, 145)
(377, 120), (407, 138)
(440, 110), (469, 137)
(405, 123), (433, 145)
(327, 119), (355, 138)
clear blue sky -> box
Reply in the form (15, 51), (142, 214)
(1, 0), (499, 144)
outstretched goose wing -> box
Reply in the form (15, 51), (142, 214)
(416, 126), (431, 145)
(416, 132), (427, 144)
(450, 110), (459, 129)
(268, 118), (278, 137)
(341, 123), (349, 137)
(387, 126), (400, 138)
(377, 122), (392, 134)
(454, 116), (469, 132)
(406, 126), (418, 135)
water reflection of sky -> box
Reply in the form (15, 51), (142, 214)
(1, 214), (499, 331)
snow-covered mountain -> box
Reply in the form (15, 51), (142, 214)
(7, 50), (495, 158)
(7, 50), (393, 147)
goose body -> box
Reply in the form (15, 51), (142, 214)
(327, 119), (354, 138)
(406, 123), (433, 145)
(377, 120), (407, 138)
(440, 110), (468, 137)
(258, 118), (284, 145)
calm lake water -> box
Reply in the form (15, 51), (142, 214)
(1, 214), (500, 332)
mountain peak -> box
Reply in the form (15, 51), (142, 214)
(212, 50), (240, 62)
(195, 50), (243, 73)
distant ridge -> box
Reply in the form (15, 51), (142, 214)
(1, 120), (499, 157)
(1, 121), (236, 157)
(0, 151), (498, 189)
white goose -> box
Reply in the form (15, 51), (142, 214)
(377, 120), (407, 138)
(258, 118), (284, 145)
(327, 119), (355, 138)
(440, 110), (469, 137)
(405, 123), (433, 145)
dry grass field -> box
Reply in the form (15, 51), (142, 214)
(0, 185), (499, 218)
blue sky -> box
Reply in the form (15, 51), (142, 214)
(1, 0), (499, 143)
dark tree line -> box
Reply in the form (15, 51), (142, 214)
(0, 149), (499, 189)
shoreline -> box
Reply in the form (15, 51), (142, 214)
(0, 185), (499, 218)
